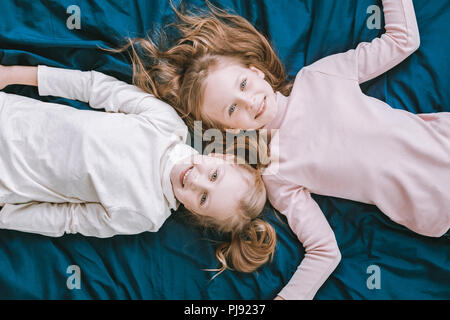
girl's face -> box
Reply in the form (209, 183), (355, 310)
(170, 153), (251, 221)
(201, 59), (278, 130)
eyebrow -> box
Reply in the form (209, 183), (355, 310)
(234, 74), (241, 91)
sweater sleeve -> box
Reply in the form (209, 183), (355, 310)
(307, 0), (420, 84)
(263, 175), (341, 300)
(0, 202), (154, 238)
(37, 65), (187, 138)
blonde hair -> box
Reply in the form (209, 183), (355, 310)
(112, 0), (293, 133)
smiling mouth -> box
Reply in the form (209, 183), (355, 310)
(255, 97), (267, 119)
(180, 166), (193, 188)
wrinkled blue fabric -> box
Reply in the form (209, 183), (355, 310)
(0, 0), (448, 299)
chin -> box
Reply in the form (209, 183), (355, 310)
(259, 112), (275, 127)
(266, 102), (277, 120)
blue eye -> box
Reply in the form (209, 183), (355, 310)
(200, 193), (207, 205)
(240, 79), (247, 90)
(229, 105), (236, 116)
(211, 170), (218, 181)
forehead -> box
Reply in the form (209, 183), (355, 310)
(206, 164), (251, 216)
(202, 62), (245, 114)
(217, 164), (252, 201)
(209, 61), (245, 82)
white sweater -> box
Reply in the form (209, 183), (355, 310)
(0, 66), (197, 238)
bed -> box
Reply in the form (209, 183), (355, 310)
(0, 0), (448, 299)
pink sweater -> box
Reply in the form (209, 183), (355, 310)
(263, 0), (450, 300)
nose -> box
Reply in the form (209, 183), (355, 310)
(239, 94), (256, 112)
(187, 167), (210, 191)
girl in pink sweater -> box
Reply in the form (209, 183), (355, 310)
(123, 0), (450, 299)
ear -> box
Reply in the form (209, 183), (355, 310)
(249, 65), (265, 79)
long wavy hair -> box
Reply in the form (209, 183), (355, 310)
(113, 0), (293, 133)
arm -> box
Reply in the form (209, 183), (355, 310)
(36, 65), (167, 115)
(0, 65), (38, 89)
(0, 64), (173, 115)
(0, 202), (154, 238)
(0, 64), (188, 138)
(308, 0), (420, 84)
(264, 176), (341, 300)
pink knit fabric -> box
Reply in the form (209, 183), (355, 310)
(263, 0), (450, 299)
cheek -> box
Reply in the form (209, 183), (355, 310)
(234, 111), (250, 130)
(263, 79), (274, 92)
(242, 112), (257, 130)
(251, 73), (267, 89)
(181, 194), (196, 212)
(255, 75), (273, 93)
(204, 107), (227, 128)
(175, 189), (187, 206)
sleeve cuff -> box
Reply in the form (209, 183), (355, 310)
(37, 65), (52, 97)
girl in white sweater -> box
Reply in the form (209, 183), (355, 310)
(0, 64), (275, 275)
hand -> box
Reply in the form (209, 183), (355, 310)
(0, 65), (12, 90)
(274, 295), (285, 300)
